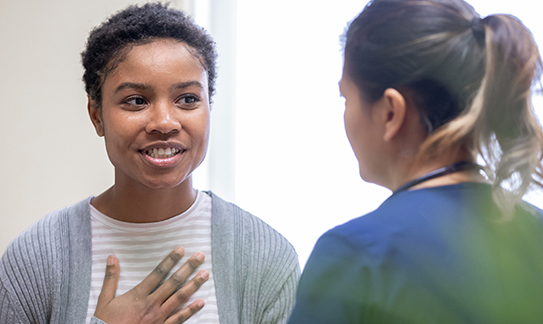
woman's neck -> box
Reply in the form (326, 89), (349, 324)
(90, 179), (197, 223)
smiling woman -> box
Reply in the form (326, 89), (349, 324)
(88, 40), (211, 220)
(0, 4), (299, 324)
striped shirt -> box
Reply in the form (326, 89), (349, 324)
(85, 191), (219, 323)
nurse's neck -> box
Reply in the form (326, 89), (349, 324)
(387, 150), (486, 193)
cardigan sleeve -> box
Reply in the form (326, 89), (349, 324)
(260, 265), (300, 324)
(0, 221), (57, 324)
(0, 281), (23, 324)
(0, 199), (91, 324)
(209, 191), (301, 324)
(236, 206), (300, 324)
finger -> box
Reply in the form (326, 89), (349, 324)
(161, 269), (209, 314)
(136, 246), (185, 293)
(164, 299), (205, 324)
(152, 252), (205, 302)
(96, 255), (119, 310)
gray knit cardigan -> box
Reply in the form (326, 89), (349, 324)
(0, 192), (300, 324)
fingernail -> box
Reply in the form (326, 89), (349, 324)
(174, 246), (184, 255)
(201, 270), (209, 280)
(197, 299), (205, 307)
(107, 255), (114, 266)
(195, 252), (205, 262)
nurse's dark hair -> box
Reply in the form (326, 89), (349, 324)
(343, 0), (543, 208)
(81, 2), (217, 107)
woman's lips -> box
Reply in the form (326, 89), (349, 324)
(140, 144), (185, 168)
(145, 147), (180, 159)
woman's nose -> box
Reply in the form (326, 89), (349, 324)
(145, 102), (181, 135)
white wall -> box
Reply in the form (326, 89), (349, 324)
(1, 0), (116, 253)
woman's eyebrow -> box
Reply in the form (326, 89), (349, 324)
(113, 81), (203, 94)
(114, 82), (150, 93)
(172, 81), (204, 90)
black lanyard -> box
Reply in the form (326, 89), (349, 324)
(392, 161), (483, 196)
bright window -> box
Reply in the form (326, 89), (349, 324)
(196, 0), (543, 268)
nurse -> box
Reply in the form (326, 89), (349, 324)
(288, 0), (543, 323)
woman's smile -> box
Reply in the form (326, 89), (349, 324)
(140, 142), (186, 168)
(144, 147), (181, 159)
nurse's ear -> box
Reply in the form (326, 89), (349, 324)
(381, 88), (407, 142)
(88, 95), (105, 137)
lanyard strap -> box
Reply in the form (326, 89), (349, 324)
(392, 161), (483, 196)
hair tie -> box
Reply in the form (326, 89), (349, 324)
(470, 17), (486, 46)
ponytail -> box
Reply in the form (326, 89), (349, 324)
(419, 14), (543, 209)
(343, 0), (543, 209)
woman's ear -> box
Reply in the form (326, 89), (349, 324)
(88, 95), (105, 137)
(381, 88), (407, 142)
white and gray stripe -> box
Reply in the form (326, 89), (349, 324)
(85, 191), (219, 324)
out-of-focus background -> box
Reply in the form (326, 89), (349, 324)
(1, 0), (542, 268)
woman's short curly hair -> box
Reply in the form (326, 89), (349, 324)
(81, 2), (217, 107)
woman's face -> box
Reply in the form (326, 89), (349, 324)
(340, 69), (387, 185)
(89, 39), (210, 190)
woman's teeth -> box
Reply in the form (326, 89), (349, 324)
(145, 147), (180, 159)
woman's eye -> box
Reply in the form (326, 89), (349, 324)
(177, 95), (200, 108)
(125, 97), (147, 106)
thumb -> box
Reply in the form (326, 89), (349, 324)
(96, 255), (120, 309)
